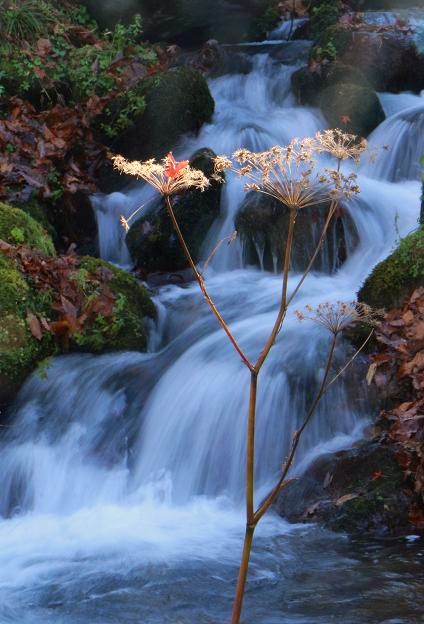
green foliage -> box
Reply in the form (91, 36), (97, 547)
(0, 0), (53, 42)
(0, 202), (55, 255)
(358, 227), (424, 309)
(310, 2), (341, 39)
(0, 2), (157, 125)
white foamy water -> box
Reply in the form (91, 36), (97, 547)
(0, 27), (422, 624)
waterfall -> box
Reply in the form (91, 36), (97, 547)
(0, 26), (421, 624)
(364, 102), (424, 182)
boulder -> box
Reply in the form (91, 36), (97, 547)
(126, 148), (222, 273)
(0, 201), (55, 256)
(235, 192), (358, 273)
(324, 26), (424, 93)
(291, 61), (385, 136)
(275, 441), (413, 536)
(0, 203), (155, 414)
(113, 68), (215, 161)
(358, 227), (424, 310)
(319, 81), (385, 137)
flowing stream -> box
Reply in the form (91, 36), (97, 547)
(1, 20), (423, 624)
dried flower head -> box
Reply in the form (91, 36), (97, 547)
(215, 136), (361, 211)
(112, 152), (210, 196)
(295, 301), (382, 335)
(314, 129), (368, 163)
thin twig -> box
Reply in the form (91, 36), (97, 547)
(164, 196), (253, 371)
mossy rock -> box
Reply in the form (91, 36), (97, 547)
(328, 28), (424, 93)
(12, 197), (56, 240)
(126, 147), (222, 273)
(0, 256), (55, 412)
(319, 82), (385, 137)
(0, 202), (55, 256)
(276, 441), (412, 536)
(75, 257), (156, 353)
(235, 192), (358, 273)
(358, 228), (424, 310)
(0, 214), (155, 412)
(114, 68), (215, 161)
(291, 62), (370, 107)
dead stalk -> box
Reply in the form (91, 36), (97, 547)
(114, 136), (371, 624)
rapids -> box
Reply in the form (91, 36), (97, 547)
(0, 16), (423, 624)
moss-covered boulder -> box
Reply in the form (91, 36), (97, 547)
(113, 68), (215, 161)
(235, 192), (358, 273)
(291, 62), (370, 107)
(291, 61), (385, 136)
(0, 204), (155, 413)
(126, 147), (222, 273)
(330, 28), (424, 93)
(0, 201), (55, 256)
(358, 228), (424, 310)
(0, 204), (56, 411)
(74, 257), (156, 353)
(319, 82), (385, 137)
(275, 442), (412, 536)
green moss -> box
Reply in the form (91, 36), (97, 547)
(0, 251), (155, 407)
(12, 197), (56, 240)
(0, 251), (54, 403)
(75, 257), (156, 353)
(358, 227), (424, 309)
(0, 202), (55, 255)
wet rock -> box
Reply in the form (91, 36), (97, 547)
(291, 61), (385, 136)
(275, 441), (414, 536)
(126, 148), (222, 274)
(339, 31), (424, 93)
(46, 191), (98, 255)
(113, 68), (214, 162)
(235, 192), (359, 273)
(319, 81), (385, 137)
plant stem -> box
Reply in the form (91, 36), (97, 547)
(231, 524), (255, 624)
(286, 200), (337, 308)
(164, 195), (253, 371)
(254, 333), (338, 523)
(255, 207), (296, 372)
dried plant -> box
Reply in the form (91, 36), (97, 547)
(113, 133), (373, 624)
(112, 152), (209, 197)
(314, 129), (368, 163)
(295, 301), (382, 335)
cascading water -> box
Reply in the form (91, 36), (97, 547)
(0, 23), (423, 624)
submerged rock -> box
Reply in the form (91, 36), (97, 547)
(126, 148), (222, 274)
(235, 192), (358, 273)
